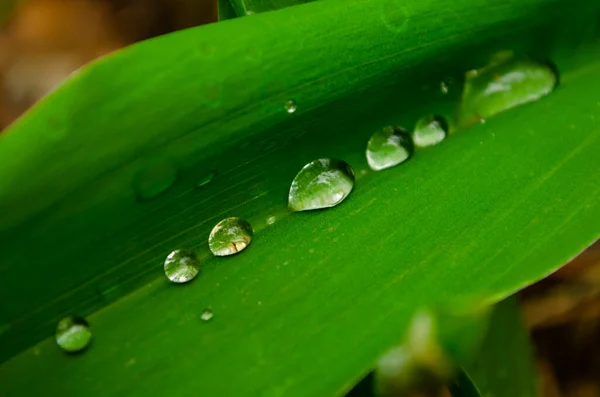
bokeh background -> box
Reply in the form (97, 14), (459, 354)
(0, 0), (217, 130)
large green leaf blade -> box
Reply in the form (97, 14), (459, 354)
(1, 52), (599, 396)
(0, 0), (599, 396)
(1, 0), (588, 363)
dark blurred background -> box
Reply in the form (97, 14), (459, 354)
(0, 0), (217, 130)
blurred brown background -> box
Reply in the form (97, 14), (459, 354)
(1, 2), (599, 396)
(0, 0), (217, 130)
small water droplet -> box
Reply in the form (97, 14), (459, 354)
(266, 215), (276, 225)
(201, 309), (214, 321)
(288, 159), (355, 212)
(285, 99), (297, 114)
(460, 56), (557, 126)
(209, 217), (253, 256)
(164, 250), (201, 283)
(196, 172), (216, 188)
(56, 317), (92, 353)
(412, 115), (448, 147)
(366, 126), (414, 171)
(133, 158), (177, 200)
(440, 81), (449, 94)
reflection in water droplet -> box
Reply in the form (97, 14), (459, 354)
(288, 159), (355, 212)
(285, 99), (297, 114)
(196, 172), (216, 188)
(164, 250), (201, 283)
(412, 115), (448, 147)
(133, 159), (177, 200)
(201, 309), (214, 322)
(366, 126), (414, 171)
(56, 317), (92, 353)
(209, 217), (253, 256)
(460, 56), (557, 125)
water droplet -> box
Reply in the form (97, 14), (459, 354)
(366, 126), (414, 171)
(266, 215), (276, 225)
(164, 249), (201, 283)
(196, 172), (216, 188)
(133, 158), (177, 200)
(201, 309), (214, 322)
(460, 56), (557, 126)
(56, 317), (92, 353)
(440, 81), (449, 94)
(285, 99), (297, 114)
(209, 217), (253, 256)
(288, 159), (355, 212)
(412, 115), (448, 147)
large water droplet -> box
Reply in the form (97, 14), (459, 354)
(412, 115), (448, 147)
(366, 126), (414, 171)
(288, 159), (355, 212)
(56, 317), (92, 353)
(209, 217), (253, 256)
(164, 250), (201, 283)
(133, 158), (177, 200)
(285, 99), (297, 114)
(460, 56), (557, 126)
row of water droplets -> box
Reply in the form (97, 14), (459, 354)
(54, 52), (557, 353)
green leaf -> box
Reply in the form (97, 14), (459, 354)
(231, 0), (314, 15)
(218, 0), (239, 20)
(451, 296), (537, 397)
(0, 0), (599, 396)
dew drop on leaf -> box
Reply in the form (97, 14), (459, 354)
(209, 217), (253, 257)
(285, 99), (297, 114)
(412, 115), (448, 147)
(133, 158), (177, 200)
(459, 56), (557, 126)
(288, 159), (355, 212)
(366, 126), (414, 171)
(164, 249), (201, 283)
(56, 317), (92, 353)
(201, 309), (214, 322)
(440, 81), (449, 94)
